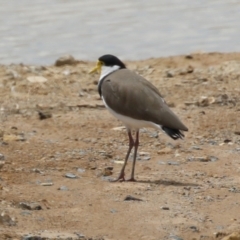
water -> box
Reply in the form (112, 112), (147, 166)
(0, 0), (240, 65)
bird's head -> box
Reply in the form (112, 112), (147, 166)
(89, 54), (126, 75)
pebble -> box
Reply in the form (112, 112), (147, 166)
(110, 209), (117, 213)
(221, 232), (240, 240)
(111, 126), (125, 131)
(124, 195), (143, 201)
(167, 161), (180, 165)
(187, 156), (218, 162)
(58, 186), (69, 191)
(23, 236), (45, 240)
(197, 96), (215, 107)
(18, 202), (42, 210)
(0, 160), (5, 170)
(40, 182), (53, 186)
(0, 212), (16, 226)
(0, 153), (5, 160)
(191, 145), (202, 150)
(102, 167), (113, 176)
(161, 206), (170, 210)
(77, 168), (85, 173)
(27, 76), (48, 83)
(189, 225), (199, 232)
(38, 111), (52, 120)
(157, 147), (172, 154)
(65, 173), (77, 179)
(229, 187), (240, 193)
(166, 70), (175, 78)
(55, 55), (78, 66)
(170, 235), (183, 240)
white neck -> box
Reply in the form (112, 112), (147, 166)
(99, 65), (120, 81)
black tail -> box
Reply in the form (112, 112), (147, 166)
(162, 127), (185, 140)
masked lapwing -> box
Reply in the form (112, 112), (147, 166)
(90, 54), (188, 182)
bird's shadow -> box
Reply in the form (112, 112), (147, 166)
(137, 178), (199, 187)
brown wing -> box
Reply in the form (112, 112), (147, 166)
(101, 69), (188, 131)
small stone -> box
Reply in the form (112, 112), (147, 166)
(198, 96), (215, 107)
(167, 161), (180, 165)
(161, 206), (170, 210)
(190, 225), (199, 232)
(114, 160), (124, 164)
(58, 186), (69, 191)
(65, 173), (77, 179)
(187, 156), (218, 162)
(221, 232), (240, 240)
(55, 55), (78, 66)
(102, 167), (113, 176)
(0, 212), (16, 226)
(191, 146), (202, 150)
(77, 168), (85, 173)
(229, 187), (240, 193)
(185, 54), (193, 59)
(38, 111), (52, 120)
(124, 195), (143, 201)
(170, 235), (183, 240)
(40, 182), (53, 186)
(158, 147), (172, 154)
(27, 76), (48, 83)
(0, 153), (5, 160)
(110, 209), (117, 213)
(166, 71), (174, 78)
(111, 126), (126, 131)
(18, 202), (42, 210)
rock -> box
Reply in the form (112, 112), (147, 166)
(0, 153), (5, 169)
(221, 232), (240, 240)
(191, 146), (202, 150)
(111, 126), (126, 131)
(77, 168), (85, 173)
(3, 134), (26, 142)
(166, 70), (175, 78)
(65, 173), (77, 179)
(40, 182), (53, 186)
(102, 167), (113, 176)
(189, 225), (199, 232)
(187, 156), (218, 162)
(167, 161), (180, 165)
(58, 186), (69, 191)
(124, 195), (143, 201)
(18, 202), (42, 210)
(170, 235), (184, 240)
(157, 147), (172, 154)
(27, 76), (48, 83)
(198, 96), (215, 107)
(161, 206), (170, 210)
(55, 55), (78, 66)
(229, 187), (240, 193)
(0, 212), (16, 226)
(185, 54), (193, 59)
(22, 235), (46, 240)
(38, 111), (52, 120)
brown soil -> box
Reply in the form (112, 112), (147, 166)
(0, 52), (240, 240)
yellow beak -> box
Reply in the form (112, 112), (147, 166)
(89, 60), (102, 74)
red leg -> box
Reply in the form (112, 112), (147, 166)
(126, 130), (139, 182)
(110, 130), (134, 182)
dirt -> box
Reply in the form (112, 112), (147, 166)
(0, 52), (240, 240)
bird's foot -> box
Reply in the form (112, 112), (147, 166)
(126, 177), (136, 182)
(109, 172), (125, 182)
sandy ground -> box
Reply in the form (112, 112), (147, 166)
(0, 53), (240, 240)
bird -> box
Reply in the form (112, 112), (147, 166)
(90, 54), (188, 182)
